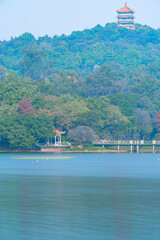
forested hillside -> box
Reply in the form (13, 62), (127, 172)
(0, 23), (160, 149)
(0, 23), (160, 77)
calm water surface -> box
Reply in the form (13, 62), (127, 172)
(0, 153), (160, 240)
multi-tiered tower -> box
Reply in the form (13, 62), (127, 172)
(116, 3), (135, 30)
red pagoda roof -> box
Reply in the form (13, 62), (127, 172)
(53, 130), (66, 134)
(117, 3), (135, 13)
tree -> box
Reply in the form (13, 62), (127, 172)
(156, 110), (160, 133)
(0, 111), (53, 149)
(134, 109), (153, 139)
(0, 76), (44, 105)
(19, 46), (47, 79)
(35, 113), (53, 141)
(68, 126), (98, 144)
(18, 97), (35, 116)
(84, 63), (124, 97)
(40, 94), (88, 131)
(0, 65), (7, 81)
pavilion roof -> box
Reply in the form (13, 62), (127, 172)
(117, 3), (135, 13)
(53, 130), (66, 134)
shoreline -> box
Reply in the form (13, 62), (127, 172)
(0, 150), (158, 153)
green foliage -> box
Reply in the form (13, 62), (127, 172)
(109, 93), (138, 116)
(0, 23), (160, 76)
(0, 111), (53, 149)
(19, 46), (49, 80)
(0, 65), (7, 81)
(0, 23), (160, 148)
(41, 94), (88, 130)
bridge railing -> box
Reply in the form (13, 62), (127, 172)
(93, 140), (160, 145)
(35, 142), (71, 147)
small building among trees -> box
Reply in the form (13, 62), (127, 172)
(35, 129), (71, 151)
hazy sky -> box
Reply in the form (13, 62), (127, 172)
(0, 0), (159, 40)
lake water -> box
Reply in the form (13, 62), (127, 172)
(0, 153), (160, 240)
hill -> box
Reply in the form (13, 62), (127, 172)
(0, 23), (160, 149)
(0, 23), (160, 78)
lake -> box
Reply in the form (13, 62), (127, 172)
(0, 153), (160, 240)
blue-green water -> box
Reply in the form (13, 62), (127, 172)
(0, 153), (160, 240)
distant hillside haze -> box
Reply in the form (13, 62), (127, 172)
(0, 23), (160, 77)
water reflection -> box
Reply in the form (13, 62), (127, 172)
(0, 174), (160, 240)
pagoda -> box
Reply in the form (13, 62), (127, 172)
(53, 129), (66, 146)
(116, 3), (135, 30)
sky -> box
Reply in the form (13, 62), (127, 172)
(0, 0), (159, 41)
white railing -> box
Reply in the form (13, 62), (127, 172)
(36, 142), (71, 147)
(93, 140), (160, 145)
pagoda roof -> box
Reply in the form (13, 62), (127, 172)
(117, 3), (135, 13)
(53, 130), (66, 134)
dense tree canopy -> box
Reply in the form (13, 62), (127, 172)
(0, 23), (160, 149)
(0, 23), (160, 77)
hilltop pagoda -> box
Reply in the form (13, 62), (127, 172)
(116, 3), (135, 30)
